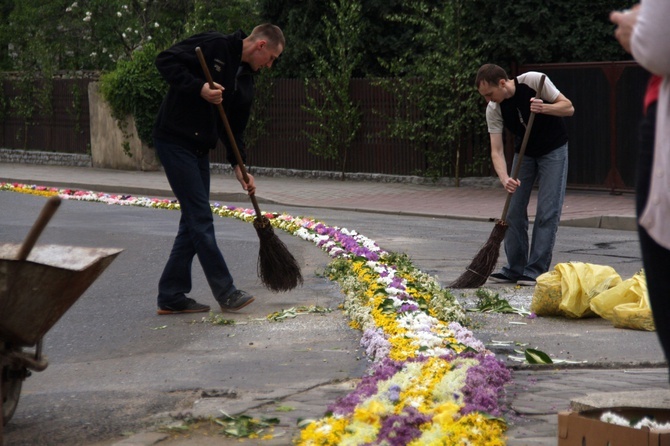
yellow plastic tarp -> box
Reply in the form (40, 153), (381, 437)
(531, 263), (653, 331)
(590, 272), (654, 331)
(531, 262), (621, 318)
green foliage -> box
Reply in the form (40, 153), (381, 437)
(260, 0), (446, 78)
(459, 0), (633, 66)
(183, 0), (261, 37)
(257, 0), (327, 78)
(302, 0), (363, 180)
(378, 1), (487, 180)
(244, 70), (274, 151)
(0, 0), (192, 71)
(99, 43), (167, 147)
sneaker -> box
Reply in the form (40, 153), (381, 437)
(220, 290), (255, 312)
(157, 298), (210, 315)
(517, 275), (537, 286)
(488, 272), (516, 284)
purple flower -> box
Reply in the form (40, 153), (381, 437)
(398, 302), (419, 313)
(327, 358), (404, 416)
(387, 384), (401, 403)
(375, 406), (431, 446)
(361, 328), (391, 361)
(459, 353), (511, 417)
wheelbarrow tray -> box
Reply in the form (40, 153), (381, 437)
(0, 244), (122, 347)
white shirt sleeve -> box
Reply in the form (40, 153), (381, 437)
(632, 0), (670, 76)
(516, 71), (561, 102)
(486, 102), (504, 134)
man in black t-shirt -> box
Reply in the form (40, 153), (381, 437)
(475, 64), (575, 286)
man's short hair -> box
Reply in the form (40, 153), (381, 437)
(249, 24), (285, 49)
(475, 64), (509, 88)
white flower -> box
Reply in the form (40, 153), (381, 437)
(117, 12), (122, 17)
(154, 22), (160, 28)
(377, 276), (393, 286)
(90, 52), (97, 57)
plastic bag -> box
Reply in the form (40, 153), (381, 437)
(531, 262), (622, 318)
(590, 272), (654, 331)
(556, 262), (622, 318)
(530, 270), (563, 316)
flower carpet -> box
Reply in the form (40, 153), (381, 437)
(2, 182), (512, 445)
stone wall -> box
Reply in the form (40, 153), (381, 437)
(87, 82), (160, 171)
(0, 148), (91, 167)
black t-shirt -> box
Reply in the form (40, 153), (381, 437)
(486, 72), (568, 157)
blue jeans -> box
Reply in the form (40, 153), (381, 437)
(500, 143), (568, 280)
(154, 138), (237, 308)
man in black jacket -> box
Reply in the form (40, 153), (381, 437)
(152, 24), (284, 315)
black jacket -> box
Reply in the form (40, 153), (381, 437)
(152, 30), (253, 166)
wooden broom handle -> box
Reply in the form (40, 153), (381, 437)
(16, 195), (61, 261)
(499, 74), (546, 221)
(195, 47), (263, 218)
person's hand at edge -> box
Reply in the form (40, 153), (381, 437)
(610, 5), (640, 54)
(234, 165), (256, 196)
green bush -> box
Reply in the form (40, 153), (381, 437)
(99, 43), (167, 147)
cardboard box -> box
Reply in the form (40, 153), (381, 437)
(558, 408), (670, 446)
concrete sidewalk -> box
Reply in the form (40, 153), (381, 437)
(0, 163), (637, 230)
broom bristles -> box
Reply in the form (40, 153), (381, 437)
(449, 221), (507, 288)
(254, 216), (303, 292)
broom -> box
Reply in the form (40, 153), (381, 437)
(195, 47), (303, 292)
(450, 75), (545, 289)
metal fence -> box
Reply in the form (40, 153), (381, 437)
(244, 78), (435, 176)
(1, 77), (91, 155)
(0, 61), (647, 191)
(517, 61), (648, 191)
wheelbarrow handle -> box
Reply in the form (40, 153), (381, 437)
(16, 195), (61, 261)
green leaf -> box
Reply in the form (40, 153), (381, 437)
(524, 348), (553, 364)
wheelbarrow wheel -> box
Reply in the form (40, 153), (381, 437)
(2, 364), (23, 426)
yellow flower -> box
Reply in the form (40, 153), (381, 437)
(296, 417), (348, 445)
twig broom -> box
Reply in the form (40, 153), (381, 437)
(450, 75), (545, 288)
(196, 47), (303, 292)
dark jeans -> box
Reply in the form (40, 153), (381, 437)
(635, 103), (670, 374)
(154, 138), (236, 308)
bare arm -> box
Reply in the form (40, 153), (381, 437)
(530, 93), (574, 117)
(234, 164), (256, 195)
(490, 133), (520, 193)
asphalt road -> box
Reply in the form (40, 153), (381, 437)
(0, 190), (659, 445)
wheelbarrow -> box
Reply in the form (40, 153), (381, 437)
(0, 196), (122, 432)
